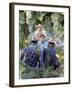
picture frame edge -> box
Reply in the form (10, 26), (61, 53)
(9, 2), (70, 87)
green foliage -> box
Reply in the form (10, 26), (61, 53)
(19, 10), (64, 79)
(19, 11), (64, 49)
(19, 62), (64, 79)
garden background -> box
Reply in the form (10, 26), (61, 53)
(19, 11), (64, 79)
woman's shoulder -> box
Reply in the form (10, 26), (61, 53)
(34, 30), (39, 35)
(42, 30), (47, 34)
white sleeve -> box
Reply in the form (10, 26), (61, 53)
(34, 31), (39, 40)
(34, 31), (38, 36)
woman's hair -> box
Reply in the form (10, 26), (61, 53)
(40, 34), (45, 38)
(35, 24), (43, 29)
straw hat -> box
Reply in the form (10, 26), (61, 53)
(35, 24), (43, 29)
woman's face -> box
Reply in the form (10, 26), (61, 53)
(37, 27), (42, 31)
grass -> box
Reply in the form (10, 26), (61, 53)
(19, 47), (64, 79)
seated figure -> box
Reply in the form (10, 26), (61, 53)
(38, 34), (48, 50)
(20, 24), (60, 69)
(34, 24), (47, 40)
(49, 41), (60, 69)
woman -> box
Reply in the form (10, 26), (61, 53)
(20, 24), (59, 69)
(33, 24), (47, 40)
